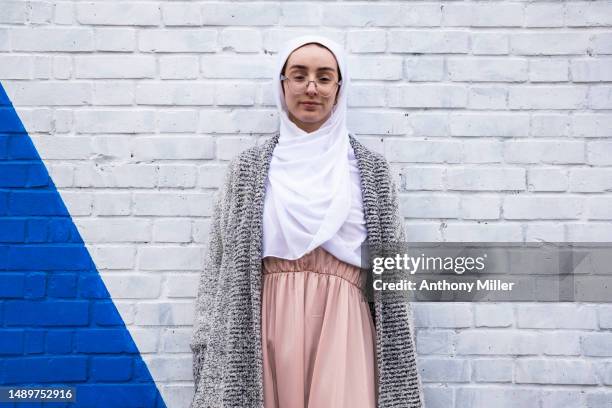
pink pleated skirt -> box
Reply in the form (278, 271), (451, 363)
(261, 246), (378, 408)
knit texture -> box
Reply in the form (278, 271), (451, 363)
(190, 132), (424, 408)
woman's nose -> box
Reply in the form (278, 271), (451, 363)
(306, 81), (318, 94)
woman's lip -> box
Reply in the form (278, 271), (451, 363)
(301, 102), (320, 105)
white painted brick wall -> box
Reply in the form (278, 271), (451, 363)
(2, 1), (611, 406)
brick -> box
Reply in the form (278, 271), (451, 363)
(423, 386), (453, 408)
(347, 56), (403, 80)
(404, 222), (443, 242)
(74, 164), (157, 188)
(156, 110), (198, 133)
(592, 33), (612, 54)
(161, 3), (202, 26)
(200, 4), (278, 25)
(4, 300), (89, 326)
(92, 245), (136, 270)
(474, 304), (513, 327)
(161, 328), (192, 352)
(158, 165), (197, 188)
(388, 84), (467, 108)
(201, 55), (273, 79)
(75, 219), (151, 243)
(12, 27), (94, 52)
(385, 140), (462, 163)
(504, 141), (584, 164)
(92, 81), (134, 105)
(531, 114), (571, 137)
(468, 86), (508, 109)
(540, 331), (581, 356)
(214, 82), (257, 106)
(541, 390), (585, 408)
(166, 274), (199, 298)
(398, 166), (444, 191)
(141, 355), (193, 381)
(416, 329), (454, 355)
(588, 197), (612, 220)
(582, 333), (612, 357)
(450, 113), (529, 137)
(75, 329), (134, 353)
(448, 57), (527, 81)
(471, 32), (509, 55)
(136, 82), (214, 105)
(516, 359), (597, 385)
(133, 192), (213, 217)
(103, 274), (161, 299)
(566, 2), (612, 26)
(322, 4), (403, 27)
(139, 29), (216, 52)
(132, 136), (214, 160)
(152, 219), (192, 243)
(347, 30), (386, 53)
(348, 85), (386, 107)
(572, 114), (612, 137)
(444, 3), (523, 27)
(54, 1), (74, 25)
(76, 2), (160, 26)
(3, 81), (91, 106)
(509, 86), (587, 109)
(94, 28), (136, 52)
(529, 58), (569, 82)
(160, 56), (199, 80)
(75, 56), (155, 79)
(589, 86), (612, 109)
(91, 357), (133, 381)
(456, 330), (540, 355)
(517, 304), (597, 329)
(389, 30), (470, 54)
(0, 1), (27, 23)
(135, 302), (194, 326)
(504, 196), (583, 220)
(527, 168), (568, 192)
(2, 357), (87, 383)
(510, 32), (589, 55)
(448, 168), (525, 191)
(525, 223), (564, 242)
(404, 57), (445, 82)
(93, 192), (131, 216)
(525, 3), (564, 27)
(572, 58), (612, 82)
(74, 110), (156, 133)
(420, 358), (470, 382)
(472, 359), (513, 382)
(400, 194), (460, 219)
(278, 5), (322, 26)
(413, 303), (472, 328)
(0, 56), (33, 79)
(443, 223), (523, 242)
(569, 169), (612, 192)
(198, 109), (278, 133)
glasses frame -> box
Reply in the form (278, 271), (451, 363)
(280, 73), (342, 97)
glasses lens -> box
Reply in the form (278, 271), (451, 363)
(287, 74), (337, 97)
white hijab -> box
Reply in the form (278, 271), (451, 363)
(262, 35), (367, 268)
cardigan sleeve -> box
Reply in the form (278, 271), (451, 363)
(190, 158), (235, 389)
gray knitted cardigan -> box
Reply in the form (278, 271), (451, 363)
(190, 132), (424, 408)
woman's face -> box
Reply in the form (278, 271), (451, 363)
(282, 44), (340, 133)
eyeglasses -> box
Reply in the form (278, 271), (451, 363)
(280, 73), (342, 97)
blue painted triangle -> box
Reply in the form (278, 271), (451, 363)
(0, 83), (168, 408)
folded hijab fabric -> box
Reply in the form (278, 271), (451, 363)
(262, 35), (367, 268)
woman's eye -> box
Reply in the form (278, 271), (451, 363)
(319, 78), (331, 82)
(293, 75), (305, 80)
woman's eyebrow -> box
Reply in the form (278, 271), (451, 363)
(288, 64), (336, 72)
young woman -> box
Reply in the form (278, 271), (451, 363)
(190, 35), (423, 408)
